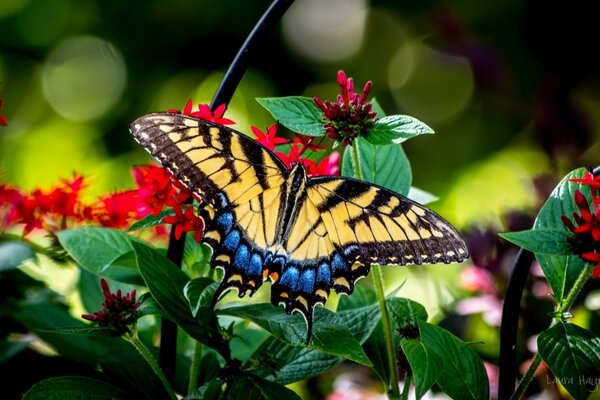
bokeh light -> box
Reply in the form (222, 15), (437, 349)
(42, 36), (126, 121)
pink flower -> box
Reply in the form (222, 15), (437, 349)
(170, 100), (235, 125)
(0, 99), (8, 126)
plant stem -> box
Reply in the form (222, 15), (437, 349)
(373, 266), (400, 400)
(124, 333), (177, 400)
(188, 341), (204, 394)
(401, 374), (411, 400)
(351, 141), (400, 399)
(510, 262), (594, 399)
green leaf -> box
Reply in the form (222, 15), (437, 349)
(365, 115), (434, 145)
(183, 236), (212, 276)
(220, 304), (372, 366)
(57, 227), (143, 285)
(101, 351), (173, 400)
(500, 229), (571, 255)
(363, 322), (390, 385)
(186, 378), (223, 400)
(335, 284), (381, 343)
(250, 337), (341, 384)
(342, 136), (412, 196)
(256, 96), (324, 136)
(538, 322), (600, 399)
(418, 321), (489, 400)
(227, 375), (301, 400)
(131, 240), (230, 358)
(36, 326), (121, 337)
(401, 339), (442, 400)
(128, 208), (174, 231)
(0, 339), (31, 363)
(534, 168), (589, 302)
(387, 297), (428, 327)
(0, 241), (36, 271)
(23, 376), (127, 399)
(14, 303), (128, 365)
(407, 187), (438, 205)
(371, 98), (387, 117)
(184, 277), (218, 317)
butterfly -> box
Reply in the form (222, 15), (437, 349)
(130, 113), (469, 342)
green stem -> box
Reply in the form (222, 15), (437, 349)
(351, 140), (399, 399)
(373, 267), (401, 399)
(510, 263), (594, 399)
(401, 373), (411, 400)
(124, 332), (178, 400)
(188, 341), (204, 394)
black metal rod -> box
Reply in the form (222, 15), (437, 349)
(159, 0), (295, 385)
(497, 248), (535, 399)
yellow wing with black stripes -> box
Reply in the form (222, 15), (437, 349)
(130, 113), (469, 343)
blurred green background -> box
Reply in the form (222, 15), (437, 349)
(2, 0), (600, 228)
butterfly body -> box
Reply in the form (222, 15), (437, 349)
(130, 113), (469, 341)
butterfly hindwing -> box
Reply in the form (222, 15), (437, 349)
(130, 113), (469, 343)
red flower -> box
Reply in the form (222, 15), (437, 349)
(562, 188), (600, 278)
(570, 172), (600, 190)
(311, 152), (340, 176)
(82, 279), (141, 335)
(294, 133), (325, 154)
(93, 190), (144, 228)
(251, 123), (289, 151)
(170, 100), (235, 125)
(133, 165), (178, 216)
(0, 99), (8, 126)
(162, 201), (205, 243)
(313, 70), (377, 146)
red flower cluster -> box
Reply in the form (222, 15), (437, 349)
(0, 166), (204, 241)
(169, 100), (235, 125)
(251, 124), (339, 177)
(562, 172), (600, 278)
(0, 99), (8, 126)
(313, 70), (377, 146)
(82, 279), (141, 335)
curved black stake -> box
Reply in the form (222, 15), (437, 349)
(159, 0), (295, 385)
(497, 248), (535, 399)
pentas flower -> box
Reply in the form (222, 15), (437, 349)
(313, 70), (377, 146)
(82, 279), (141, 335)
(169, 100), (235, 125)
(0, 99), (8, 126)
(162, 200), (204, 243)
(92, 190), (145, 229)
(251, 123), (289, 151)
(561, 189), (600, 278)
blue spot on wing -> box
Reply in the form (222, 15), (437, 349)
(331, 253), (346, 273)
(234, 244), (250, 271)
(298, 270), (315, 293)
(223, 230), (240, 252)
(248, 253), (263, 277)
(216, 212), (234, 233)
(317, 262), (331, 285)
(280, 267), (299, 290)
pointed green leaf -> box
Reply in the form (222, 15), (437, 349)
(401, 339), (442, 399)
(500, 229), (571, 255)
(131, 241), (229, 358)
(186, 378), (223, 400)
(418, 321), (489, 400)
(220, 304), (371, 366)
(407, 187), (438, 205)
(366, 115), (434, 145)
(538, 322), (600, 399)
(57, 227), (143, 285)
(342, 136), (412, 196)
(250, 337), (341, 384)
(387, 297), (428, 327)
(128, 208), (174, 231)
(534, 168), (589, 302)
(363, 322), (391, 385)
(256, 96), (324, 136)
(184, 277), (218, 317)
(23, 376), (127, 399)
(227, 375), (301, 400)
(0, 241), (36, 271)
